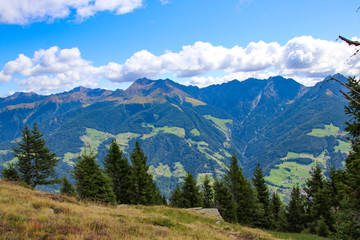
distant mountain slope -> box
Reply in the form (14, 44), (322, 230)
(0, 74), (350, 197)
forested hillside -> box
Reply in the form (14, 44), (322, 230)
(0, 74), (349, 196)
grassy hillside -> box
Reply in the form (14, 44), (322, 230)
(265, 124), (350, 201)
(0, 181), (284, 240)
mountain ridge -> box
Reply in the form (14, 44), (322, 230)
(0, 74), (350, 198)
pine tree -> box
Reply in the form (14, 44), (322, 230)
(304, 164), (333, 233)
(252, 162), (272, 228)
(181, 171), (202, 208)
(202, 175), (214, 208)
(1, 163), (20, 181)
(130, 141), (162, 205)
(73, 148), (115, 204)
(213, 180), (237, 223)
(60, 175), (76, 196)
(170, 185), (183, 207)
(13, 123), (59, 188)
(103, 140), (132, 204)
(330, 76), (360, 239)
(286, 186), (305, 233)
(271, 191), (286, 230)
(224, 152), (257, 224)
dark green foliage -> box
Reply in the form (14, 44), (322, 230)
(252, 162), (272, 228)
(286, 186), (305, 233)
(180, 171), (202, 208)
(202, 175), (214, 208)
(1, 163), (20, 181)
(60, 175), (76, 196)
(13, 123), (59, 188)
(315, 216), (330, 237)
(103, 140), (132, 204)
(213, 180), (237, 223)
(170, 185), (183, 207)
(224, 152), (257, 225)
(271, 192), (286, 231)
(303, 164), (333, 233)
(129, 141), (163, 205)
(330, 76), (360, 239)
(73, 148), (115, 205)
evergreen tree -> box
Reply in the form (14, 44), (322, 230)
(213, 180), (237, 223)
(181, 171), (202, 208)
(13, 123), (59, 188)
(202, 175), (214, 208)
(270, 191), (286, 230)
(73, 148), (115, 205)
(286, 186), (305, 233)
(170, 185), (183, 207)
(60, 175), (76, 196)
(224, 152), (257, 225)
(1, 163), (20, 181)
(304, 164), (333, 233)
(252, 162), (272, 228)
(329, 76), (360, 239)
(103, 140), (132, 204)
(130, 141), (162, 205)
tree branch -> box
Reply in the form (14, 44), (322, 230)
(339, 35), (360, 47)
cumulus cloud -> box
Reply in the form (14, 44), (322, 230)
(1, 36), (360, 93)
(2, 46), (101, 92)
(0, 0), (143, 24)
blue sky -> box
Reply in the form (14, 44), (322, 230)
(0, 0), (359, 96)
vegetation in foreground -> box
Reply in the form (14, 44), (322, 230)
(0, 181), (281, 240)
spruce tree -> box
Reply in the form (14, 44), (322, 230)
(213, 180), (237, 223)
(286, 186), (305, 233)
(304, 164), (333, 233)
(252, 162), (272, 228)
(13, 123), (59, 188)
(170, 185), (183, 207)
(181, 171), (202, 208)
(330, 76), (360, 239)
(224, 152), (257, 224)
(202, 175), (214, 208)
(60, 175), (76, 196)
(103, 140), (132, 204)
(73, 148), (115, 204)
(130, 141), (162, 205)
(1, 163), (20, 181)
(271, 191), (286, 230)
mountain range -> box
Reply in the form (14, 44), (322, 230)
(0, 74), (350, 198)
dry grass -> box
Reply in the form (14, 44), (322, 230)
(0, 181), (281, 240)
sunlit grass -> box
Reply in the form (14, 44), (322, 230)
(0, 181), (282, 240)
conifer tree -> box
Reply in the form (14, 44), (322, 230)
(213, 180), (237, 223)
(224, 152), (257, 225)
(304, 164), (333, 233)
(286, 186), (305, 233)
(103, 140), (132, 204)
(73, 148), (115, 204)
(60, 175), (76, 196)
(329, 76), (360, 239)
(270, 191), (286, 230)
(252, 162), (272, 228)
(202, 175), (214, 208)
(181, 171), (202, 208)
(130, 141), (162, 205)
(170, 185), (183, 207)
(1, 163), (20, 181)
(13, 123), (59, 188)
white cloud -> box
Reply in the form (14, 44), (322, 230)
(2, 46), (102, 92)
(1, 36), (360, 94)
(0, 0), (143, 24)
(159, 0), (169, 5)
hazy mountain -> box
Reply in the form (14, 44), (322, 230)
(0, 74), (350, 197)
